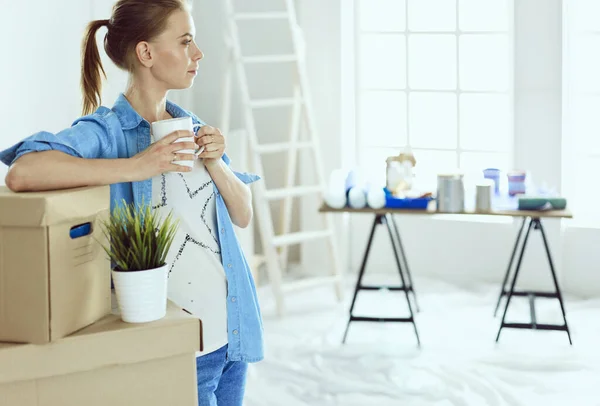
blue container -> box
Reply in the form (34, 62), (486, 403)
(384, 188), (431, 210)
(483, 168), (501, 194)
(507, 171), (527, 196)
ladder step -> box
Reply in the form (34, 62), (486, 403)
(234, 12), (289, 21)
(242, 54), (297, 64)
(272, 230), (332, 247)
(264, 185), (322, 200)
(255, 141), (313, 154)
(250, 97), (297, 109)
(282, 275), (342, 293)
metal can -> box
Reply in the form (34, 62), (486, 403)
(475, 181), (493, 213)
(437, 174), (465, 213)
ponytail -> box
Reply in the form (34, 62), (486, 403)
(81, 19), (109, 116)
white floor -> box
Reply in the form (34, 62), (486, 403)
(245, 274), (600, 406)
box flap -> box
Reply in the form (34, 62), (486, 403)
(0, 302), (202, 384)
(0, 186), (110, 227)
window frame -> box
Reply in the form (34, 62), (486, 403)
(353, 0), (516, 191)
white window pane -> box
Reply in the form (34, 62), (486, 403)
(570, 96), (600, 154)
(360, 91), (408, 147)
(408, 0), (456, 32)
(412, 150), (457, 190)
(460, 94), (511, 151)
(569, 0), (600, 32)
(359, 0), (406, 32)
(570, 35), (600, 93)
(409, 35), (457, 90)
(234, 0), (285, 12)
(571, 156), (600, 224)
(460, 152), (510, 179)
(459, 35), (509, 91)
(361, 147), (406, 186)
(360, 35), (406, 89)
(459, 0), (509, 32)
(409, 93), (457, 149)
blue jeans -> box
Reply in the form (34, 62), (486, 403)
(196, 344), (248, 406)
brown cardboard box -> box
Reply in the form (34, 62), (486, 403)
(0, 302), (203, 406)
(0, 186), (111, 344)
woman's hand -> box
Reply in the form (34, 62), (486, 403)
(129, 130), (197, 180)
(195, 126), (226, 167)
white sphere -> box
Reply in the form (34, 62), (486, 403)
(348, 187), (367, 209)
(325, 191), (347, 209)
(367, 188), (386, 209)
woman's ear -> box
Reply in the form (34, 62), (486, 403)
(135, 41), (154, 68)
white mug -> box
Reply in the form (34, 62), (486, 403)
(150, 116), (204, 169)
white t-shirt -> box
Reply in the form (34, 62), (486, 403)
(152, 158), (228, 356)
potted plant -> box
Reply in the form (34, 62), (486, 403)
(99, 200), (178, 323)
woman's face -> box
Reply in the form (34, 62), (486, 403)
(146, 9), (204, 89)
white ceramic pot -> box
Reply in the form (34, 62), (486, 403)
(112, 264), (168, 323)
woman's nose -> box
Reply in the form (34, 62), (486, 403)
(194, 45), (204, 61)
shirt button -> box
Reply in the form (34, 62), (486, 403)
(233, 330), (239, 335)
(227, 263), (232, 268)
(231, 297), (237, 302)
(221, 228), (225, 234)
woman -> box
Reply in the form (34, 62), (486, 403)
(0, 0), (263, 405)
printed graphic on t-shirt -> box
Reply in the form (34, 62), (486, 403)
(152, 171), (221, 275)
(151, 163), (229, 354)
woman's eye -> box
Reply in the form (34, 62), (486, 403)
(183, 40), (192, 45)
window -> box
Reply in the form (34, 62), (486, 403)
(355, 0), (513, 190)
(563, 0), (600, 226)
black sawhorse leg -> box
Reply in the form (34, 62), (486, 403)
(389, 214), (420, 312)
(495, 217), (572, 345)
(342, 214), (420, 346)
(494, 217), (528, 317)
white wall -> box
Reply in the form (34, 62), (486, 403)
(0, 0), (131, 177)
(0, 0), (92, 183)
(297, 0), (346, 274)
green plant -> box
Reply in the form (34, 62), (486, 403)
(99, 200), (179, 272)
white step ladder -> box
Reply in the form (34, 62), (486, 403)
(221, 0), (344, 315)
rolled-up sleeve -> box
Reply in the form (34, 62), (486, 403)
(0, 110), (113, 167)
(221, 153), (261, 185)
(187, 110), (260, 185)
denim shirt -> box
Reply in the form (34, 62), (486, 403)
(0, 94), (264, 363)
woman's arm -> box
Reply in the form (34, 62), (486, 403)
(4, 131), (197, 192)
(204, 158), (253, 228)
(196, 125), (253, 228)
(5, 151), (134, 192)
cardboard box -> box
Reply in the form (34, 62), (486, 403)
(0, 186), (111, 344)
(0, 302), (203, 406)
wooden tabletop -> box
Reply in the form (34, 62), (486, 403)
(318, 202), (573, 219)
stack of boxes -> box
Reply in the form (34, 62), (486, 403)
(0, 186), (202, 406)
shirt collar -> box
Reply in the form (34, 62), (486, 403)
(112, 93), (191, 130)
